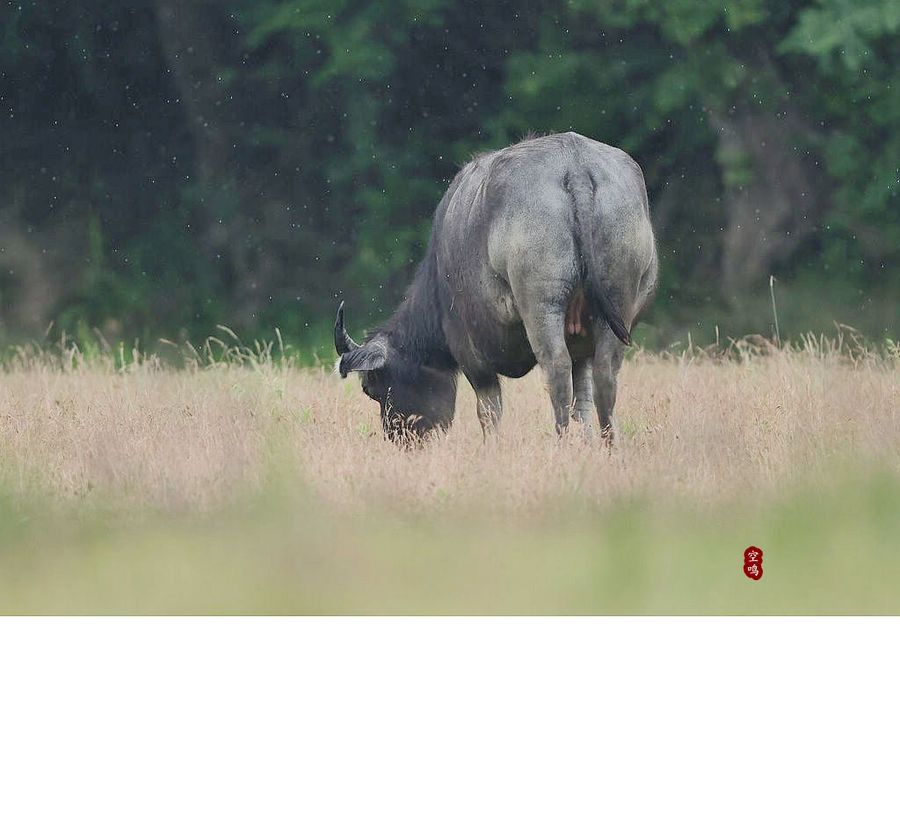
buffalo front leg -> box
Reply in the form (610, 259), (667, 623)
(466, 372), (503, 438)
(593, 327), (626, 445)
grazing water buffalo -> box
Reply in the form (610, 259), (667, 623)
(335, 132), (657, 442)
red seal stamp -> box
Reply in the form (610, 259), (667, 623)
(743, 546), (763, 580)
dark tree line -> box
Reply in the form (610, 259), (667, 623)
(1, 0), (897, 347)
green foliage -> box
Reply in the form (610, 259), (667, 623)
(782, 0), (900, 70)
(0, 0), (897, 346)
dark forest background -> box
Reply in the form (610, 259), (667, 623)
(1, 0), (898, 352)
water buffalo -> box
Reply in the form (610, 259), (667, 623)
(335, 131), (657, 442)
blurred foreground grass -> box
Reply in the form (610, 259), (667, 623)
(1, 465), (897, 614)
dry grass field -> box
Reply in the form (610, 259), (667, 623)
(0, 333), (898, 613)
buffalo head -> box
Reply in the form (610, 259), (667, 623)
(335, 302), (456, 442)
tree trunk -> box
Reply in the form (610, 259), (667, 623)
(0, 218), (55, 334)
(710, 104), (822, 302)
(154, 1), (268, 323)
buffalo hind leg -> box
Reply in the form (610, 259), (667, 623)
(593, 326), (626, 445)
(572, 357), (594, 438)
(522, 310), (573, 434)
(508, 250), (578, 435)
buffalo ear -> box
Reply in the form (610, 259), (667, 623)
(338, 337), (388, 378)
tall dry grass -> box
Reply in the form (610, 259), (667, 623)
(0, 333), (897, 515)
(1, 332), (898, 613)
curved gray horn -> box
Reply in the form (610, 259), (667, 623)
(334, 301), (359, 355)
